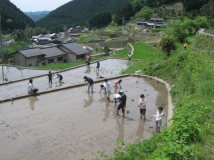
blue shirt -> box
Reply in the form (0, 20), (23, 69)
(57, 73), (62, 78)
(85, 77), (94, 85)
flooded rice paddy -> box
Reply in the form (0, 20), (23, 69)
(0, 65), (55, 83)
(0, 59), (128, 100)
(0, 76), (168, 160)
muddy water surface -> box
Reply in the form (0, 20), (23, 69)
(0, 65), (55, 83)
(0, 76), (168, 160)
(0, 59), (128, 99)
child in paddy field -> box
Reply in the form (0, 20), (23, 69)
(96, 60), (100, 71)
(84, 76), (94, 93)
(138, 94), (147, 120)
(48, 71), (52, 84)
(28, 79), (38, 94)
(114, 79), (122, 89)
(99, 83), (106, 93)
(56, 73), (63, 83)
(151, 106), (164, 133)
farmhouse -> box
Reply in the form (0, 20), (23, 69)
(12, 43), (91, 67)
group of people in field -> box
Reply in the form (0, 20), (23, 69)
(84, 75), (164, 133)
(28, 53), (164, 133)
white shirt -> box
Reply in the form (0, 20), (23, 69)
(105, 81), (111, 92)
(114, 94), (120, 98)
(128, 54), (131, 58)
(138, 98), (146, 109)
(153, 111), (164, 121)
(28, 83), (34, 93)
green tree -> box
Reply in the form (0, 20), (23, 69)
(185, 10), (198, 20)
(201, 0), (214, 20)
(114, 2), (134, 25)
(159, 36), (176, 58)
(140, 6), (153, 20)
(89, 12), (112, 29)
(6, 19), (12, 23)
(14, 29), (29, 42)
(133, 0), (144, 13)
(104, 46), (111, 55)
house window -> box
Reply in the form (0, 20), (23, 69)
(57, 56), (63, 62)
(77, 54), (85, 59)
(29, 63), (32, 67)
(48, 58), (54, 64)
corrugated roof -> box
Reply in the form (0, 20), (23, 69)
(61, 43), (91, 55)
(41, 47), (66, 58)
(20, 48), (45, 58)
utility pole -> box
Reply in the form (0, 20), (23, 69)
(29, 28), (31, 44)
(0, 15), (2, 64)
(100, 32), (103, 55)
(121, 15), (125, 48)
(6, 49), (8, 64)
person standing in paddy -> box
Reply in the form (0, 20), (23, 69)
(138, 94), (147, 120)
(116, 91), (127, 118)
(88, 54), (91, 61)
(127, 54), (131, 61)
(48, 71), (52, 84)
(84, 76), (94, 93)
(104, 79), (112, 103)
(96, 60), (100, 71)
(151, 106), (164, 133)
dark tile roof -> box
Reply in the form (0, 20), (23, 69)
(20, 48), (45, 58)
(61, 43), (91, 55)
(41, 47), (66, 58)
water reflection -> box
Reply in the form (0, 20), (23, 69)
(136, 120), (145, 142)
(83, 93), (94, 108)
(103, 103), (110, 122)
(28, 96), (39, 110)
(85, 67), (91, 74)
(116, 117), (125, 141)
(96, 71), (100, 79)
(0, 65), (53, 83)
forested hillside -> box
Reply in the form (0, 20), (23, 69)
(36, 0), (133, 30)
(0, 0), (36, 31)
(25, 11), (51, 22)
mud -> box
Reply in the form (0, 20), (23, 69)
(0, 59), (128, 99)
(0, 76), (168, 160)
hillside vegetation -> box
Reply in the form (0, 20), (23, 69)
(24, 11), (51, 22)
(36, 0), (133, 30)
(0, 0), (36, 30)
